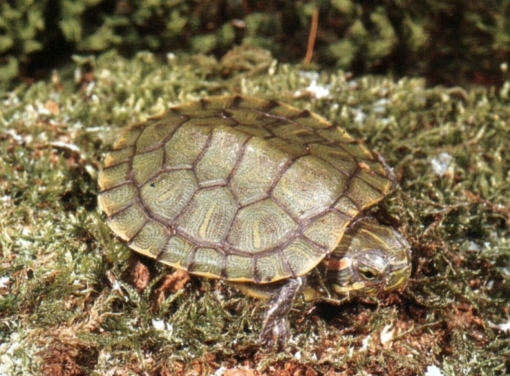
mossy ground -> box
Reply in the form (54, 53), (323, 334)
(0, 50), (509, 375)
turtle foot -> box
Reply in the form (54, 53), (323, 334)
(258, 276), (306, 350)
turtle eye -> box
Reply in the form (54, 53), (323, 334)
(358, 266), (379, 281)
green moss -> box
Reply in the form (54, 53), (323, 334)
(0, 50), (509, 374)
(2, 1), (510, 89)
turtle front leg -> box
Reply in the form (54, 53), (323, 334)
(259, 276), (306, 349)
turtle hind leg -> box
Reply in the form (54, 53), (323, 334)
(259, 275), (306, 350)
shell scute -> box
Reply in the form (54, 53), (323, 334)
(189, 248), (224, 278)
(227, 198), (297, 254)
(303, 211), (351, 249)
(108, 204), (147, 241)
(346, 176), (386, 209)
(272, 155), (347, 221)
(177, 187), (237, 244)
(158, 235), (194, 269)
(309, 144), (357, 175)
(98, 183), (136, 216)
(255, 252), (292, 283)
(230, 137), (290, 206)
(104, 147), (134, 168)
(129, 221), (169, 258)
(98, 162), (130, 190)
(132, 148), (164, 186)
(140, 170), (197, 222)
(227, 109), (277, 128)
(195, 126), (249, 186)
(135, 120), (181, 153)
(164, 124), (211, 169)
(282, 237), (326, 276)
(272, 123), (325, 144)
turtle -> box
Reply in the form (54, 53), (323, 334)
(98, 95), (411, 349)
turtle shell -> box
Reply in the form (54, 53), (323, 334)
(98, 95), (396, 284)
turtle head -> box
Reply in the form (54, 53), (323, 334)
(326, 218), (411, 297)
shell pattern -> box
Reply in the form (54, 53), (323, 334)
(98, 96), (395, 284)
